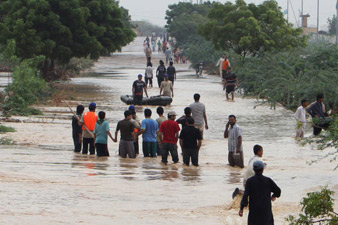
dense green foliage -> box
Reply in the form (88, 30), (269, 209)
(132, 21), (165, 36)
(199, 0), (307, 59)
(165, 2), (222, 72)
(0, 125), (16, 133)
(234, 42), (338, 110)
(327, 15), (337, 36)
(0, 0), (135, 79)
(0, 137), (15, 145)
(287, 187), (338, 224)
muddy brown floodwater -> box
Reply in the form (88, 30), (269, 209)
(1, 37), (337, 225)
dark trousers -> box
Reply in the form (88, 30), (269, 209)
(134, 139), (139, 155)
(133, 95), (143, 105)
(161, 142), (179, 163)
(182, 148), (199, 166)
(142, 142), (157, 157)
(169, 77), (174, 86)
(95, 143), (109, 157)
(73, 135), (81, 152)
(145, 77), (153, 87)
(157, 76), (164, 88)
(82, 137), (95, 155)
(228, 151), (244, 168)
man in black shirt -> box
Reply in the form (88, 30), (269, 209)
(166, 61), (176, 86)
(307, 93), (330, 135)
(72, 105), (84, 152)
(179, 117), (202, 166)
(132, 74), (148, 105)
(156, 60), (166, 88)
(239, 161), (281, 225)
(176, 107), (192, 129)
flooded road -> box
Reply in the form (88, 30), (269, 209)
(1, 37), (337, 224)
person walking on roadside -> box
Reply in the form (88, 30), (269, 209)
(156, 107), (167, 156)
(221, 55), (230, 77)
(132, 74), (148, 105)
(157, 39), (162, 53)
(189, 93), (208, 139)
(145, 44), (152, 59)
(72, 105), (84, 153)
(145, 62), (153, 88)
(159, 111), (180, 164)
(224, 67), (238, 101)
(166, 61), (176, 86)
(176, 107), (192, 129)
(165, 47), (172, 65)
(156, 60), (166, 88)
(139, 109), (158, 157)
(224, 114), (244, 168)
(79, 102), (97, 155)
(307, 94), (330, 135)
(129, 105), (141, 155)
(239, 161), (281, 224)
(113, 110), (136, 158)
(294, 99), (309, 139)
(179, 117), (202, 166)
(160, 74), (173, 98)
(216, 54), (225, 76)
(94, 111), (114, 157)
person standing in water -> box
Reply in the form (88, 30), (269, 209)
(139, 109), (158, 157)
(79, 102), (97, 155)
(189, 93), (208, 139)
(132, 74), (148, 105)
(156, 107), (167, 156)
(239, 161), (281, 224)
(156, 60), (166, 88)
(166, 61), (176, 86)
(160, 74), (173, 98)
(129, 105), (141, 155)
(307, 94), (330, 135)
(72, 105), (84, 153)
(224, 114), (244, 168)
(94, 111), (114, 157)
(224, 67), (238, 101)
(145, 62), (153, 88)
(216, 54), (225, 76)
(294, 99), (309, 139)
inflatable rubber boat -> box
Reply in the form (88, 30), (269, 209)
(120, 95), (172, 106)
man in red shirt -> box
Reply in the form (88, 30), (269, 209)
(159, 111), (180, 163)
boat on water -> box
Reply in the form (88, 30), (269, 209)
(120, 95), (172, 106)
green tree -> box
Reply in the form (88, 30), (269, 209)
(327, 14), (337, 36)
(199, 0), (307, 60)
(0, 0), (135, 80)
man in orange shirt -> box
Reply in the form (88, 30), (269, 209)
(222, 56), (230, 77)
(79, 102), (97, 155)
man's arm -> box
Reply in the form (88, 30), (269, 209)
(224, 122), (229, 138)
(197, 139), (202, 150)
(203, 112), (208, 130)
(160, 85), (163, 95)
(175, 132), (179, 143)
(270, 179), (281, 200)
(239, 182), (250, 217)
(171, 84), (174, 97)
(179, 139), (183, 148)
(113, 130), (118, 142)
(236, 136), (242, 154)
(143, 86), (149, 97)
(159, 132), (163, 143)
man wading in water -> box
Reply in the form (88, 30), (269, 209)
(79, 102), (97, 155)
(132, 74), (148, 105)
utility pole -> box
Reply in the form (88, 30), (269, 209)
(301, 0), (303, 27)
(317, 0), (319, 40)
(336, 0), (338, 44)
(287, 0), (289, 22)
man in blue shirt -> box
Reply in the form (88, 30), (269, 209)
(139, 109), (158, 157)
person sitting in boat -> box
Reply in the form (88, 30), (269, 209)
(160, 74), (173, 98)
(132, 74), (148, 105)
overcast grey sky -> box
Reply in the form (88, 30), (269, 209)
(119, 0), (337, 31)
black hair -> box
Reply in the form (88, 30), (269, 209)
(76, 105), (84, 114)
(124, 110), (132, 118)
(253, 145), (263, 155)
(317, 93), (324, 100)
(157, 106), (164, 115)
(301, 99), (308, 105)
(193, 93), (200, 101)
(229, 114), (236, 119)
(147, 62), (152, 67)
(159, 60), (164, 65)
(254, 168), (264, 174)
(89, 105), (96, 111)
(186, 117), (194, 125)
(144, 108), (152, 117)
(184, 107), (191, 116)
(170, 61), (173, 66)
(98, 111), (105, 120)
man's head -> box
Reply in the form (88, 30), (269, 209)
(170, 61), (173, 66)
(193, 93), (200, 102)
(317, 93), (324, 103)
(253, 144), (263, 157)
(186, 117), (194, 126)
(224, 55), (227, 60)
(159, 60), (164, 65)
(124, 110), (132, 120)
(184, 107), (191, 117)
(89, 102), (96, 111)
(98, 111), (105, 120)
(138, 74), (143, 81)
(167, 111), (177, 120)
(164, 74), (169, 80)
(76, 105), (84, 115)
(157, 106), (164, 116)
(253, 161), (265, 174)
(228, 114), (236, 126)
(144, 108), (152, 118)
(301, 99), (309, 107)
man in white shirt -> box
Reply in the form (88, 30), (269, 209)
(294, 99), (309, 138)
(224, 114), (243, 168)
(216, 54), (225, 76)
(243, 145), (264, 187)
